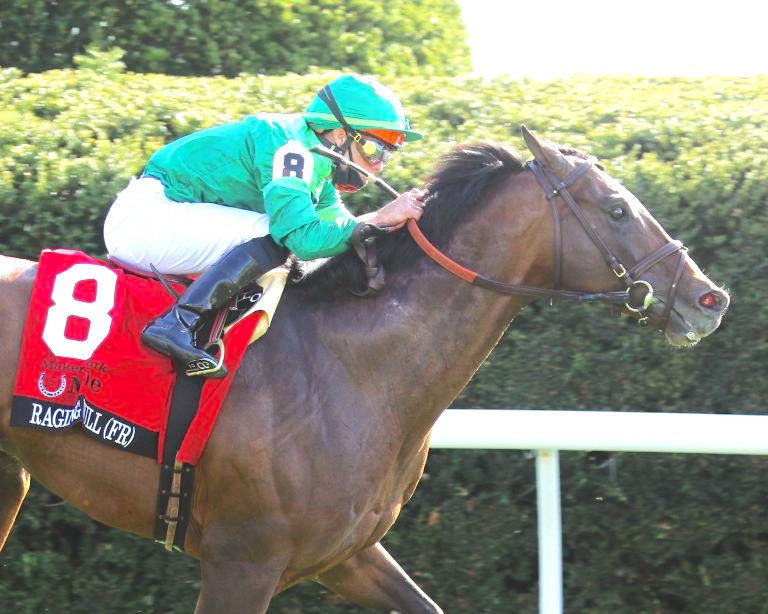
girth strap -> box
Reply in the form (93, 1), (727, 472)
(154, 374), (202, 552)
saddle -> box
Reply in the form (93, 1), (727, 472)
(11, 248), (287, 550)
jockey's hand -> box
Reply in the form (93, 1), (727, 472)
(360, 188), (427, 231)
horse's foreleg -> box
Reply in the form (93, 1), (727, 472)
(0, 451), (30, 551)
(316, 542), (443, 614)
(195, 558), (284, 614)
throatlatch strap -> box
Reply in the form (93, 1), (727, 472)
(154, 373), (203, 552)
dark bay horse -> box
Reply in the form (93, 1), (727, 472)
(0, 128), (729, 612)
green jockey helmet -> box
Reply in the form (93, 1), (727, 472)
(304, 74), (423, 144)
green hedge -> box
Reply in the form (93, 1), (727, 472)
(1, 65), (767, 612)
(0, 0), (470, 78)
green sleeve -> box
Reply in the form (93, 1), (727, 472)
(315, 180), (355, 222)
(263, 176), (357, 260)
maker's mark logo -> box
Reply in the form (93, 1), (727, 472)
(38, 372), (66, 398)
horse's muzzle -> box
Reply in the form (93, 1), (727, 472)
(663, 286), (730, 347)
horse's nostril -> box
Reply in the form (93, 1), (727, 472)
(699, 291), (725, 311)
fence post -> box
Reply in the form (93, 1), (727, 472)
(536, 449), (563, 614)
(430, 410), (768, 611)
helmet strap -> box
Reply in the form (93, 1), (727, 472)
(317, 85), (366, 144)
(314, 87), (369, 191)
(316, 135), (366, 192)
(316, 131), (350, 156)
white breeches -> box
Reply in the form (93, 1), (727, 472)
(104, 177), (271, 275)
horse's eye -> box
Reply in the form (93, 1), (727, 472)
(609, 206), (626, 220)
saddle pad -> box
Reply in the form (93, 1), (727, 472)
(11, 249), (279, 465)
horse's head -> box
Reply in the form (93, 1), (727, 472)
(522, 126), (729, 347)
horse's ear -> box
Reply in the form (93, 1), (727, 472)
(521, 125), (569, 175)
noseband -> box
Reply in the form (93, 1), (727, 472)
(407, 157), (688, 328)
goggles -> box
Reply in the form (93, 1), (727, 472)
(356, 133), (396, 165)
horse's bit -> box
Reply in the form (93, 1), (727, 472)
(407, 158), (688, 328)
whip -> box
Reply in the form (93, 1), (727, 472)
(309, 145), (401, 199)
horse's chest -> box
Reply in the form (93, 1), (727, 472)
(335, 445), (427, 543)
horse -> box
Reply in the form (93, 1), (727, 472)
(0, 127), (729, 612)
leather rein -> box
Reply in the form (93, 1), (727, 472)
(406, 158), (688, 327)
(310, 143), (687, 328)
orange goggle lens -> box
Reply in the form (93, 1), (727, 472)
(364, 129), (405, 148)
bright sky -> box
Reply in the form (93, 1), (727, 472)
(458, 0), (768, 79)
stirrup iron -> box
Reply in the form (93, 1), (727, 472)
(184, 339), (226, 377)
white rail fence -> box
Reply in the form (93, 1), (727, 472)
(429, 409), (768, 614)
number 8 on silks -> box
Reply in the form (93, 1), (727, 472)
(42, 263), (118, 360)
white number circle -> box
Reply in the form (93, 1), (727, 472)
(272, 141), (314, 182)
(41, 263), (118, 360)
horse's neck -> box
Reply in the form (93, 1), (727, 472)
(276, 175), (550, 446)
(383, 276), (525, 438)
(300, 264), (528, 442)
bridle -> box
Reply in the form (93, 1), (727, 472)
(310, 143), (689, 329)
(406, 157), (688, 328)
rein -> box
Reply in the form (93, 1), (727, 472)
(408, 158), (687, 326)
(310, 143), (687, 327)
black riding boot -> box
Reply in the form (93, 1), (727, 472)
(142, 237), (288, 377)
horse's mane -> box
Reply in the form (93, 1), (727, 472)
(289, 141), (526, 296)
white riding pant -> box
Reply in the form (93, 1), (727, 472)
(104, 177), (271, 275)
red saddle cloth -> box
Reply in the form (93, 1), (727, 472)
(11, 249), (261, 465)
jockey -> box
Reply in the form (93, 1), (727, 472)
(103, 74), (425, 378)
